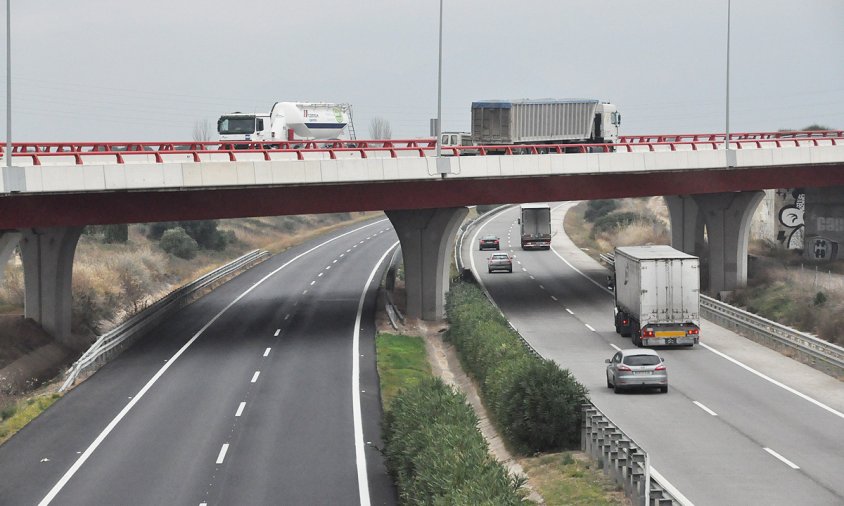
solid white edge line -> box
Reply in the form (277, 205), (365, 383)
(352, 240), (399, 506)
(700, 343), (844, 420)
(235, 402), (246, 417)
(548, 201), (844, 421)
(650, 467), (696, 506)
(693, 401), (718, 416)
(216, 444), (229, 465)
(763, 447), (800, 469)
(37, 219), (389, 506)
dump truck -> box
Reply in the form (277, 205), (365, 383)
(519, 204), (551, 250)
(217, 102), (354, 144)
(470, 99), (620, 145)
(612, 245), (700, 347)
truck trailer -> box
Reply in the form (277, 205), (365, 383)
(217, 102), (354, 144)
(470, 99), (620, 145)
(519, 204), (552, 250)
(613, 245), (700, 347)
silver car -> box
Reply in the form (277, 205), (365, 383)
(606, 349), (668, 393)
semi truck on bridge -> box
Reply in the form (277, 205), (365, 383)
(519, 204), (552, 250)
(217, 102), (354, 144)
(612, 245), (701, 347)
(442, 98), (621, 147)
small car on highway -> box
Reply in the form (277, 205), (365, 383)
(605, 348), (667, 393)
(479, 234), (501, 250)
(487, 253), (513, 273)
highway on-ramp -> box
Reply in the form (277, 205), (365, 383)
(463, 203), (844, 506)
(0, 219), (399, 505)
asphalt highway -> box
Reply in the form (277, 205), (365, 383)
(0, 218), (399, 506)
(464, 203), (844, 506)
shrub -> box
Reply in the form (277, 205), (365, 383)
(148, 220), (232, 251)
(446, 281), (589, 454)
(590, 212), (652, 239)
(584, 200), (619, 222)
(159, 227), (198, 260)
(382, 377), (524, 505)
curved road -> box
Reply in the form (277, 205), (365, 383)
(0, 219), (399, 505)
(464, 203), (844, 506)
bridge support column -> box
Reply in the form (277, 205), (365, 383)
(664, 195), (705, 256)
(693, 191), (764, 295)
(0, 230), (22, 284)
(18, 227), (84, 343)
(386, 207), (468, 320)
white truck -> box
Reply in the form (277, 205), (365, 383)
(217, 102), (354, 144)
(519, 204), (552, 250)
(612, 245), (700, 347)
(471, 99), (620, 145)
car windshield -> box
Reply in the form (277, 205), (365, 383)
(623, 355), (661, 366)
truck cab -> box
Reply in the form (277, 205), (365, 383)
(440, 131), (474, 147)
(217, 113), (272, 143)
(593, 103), (621, 144)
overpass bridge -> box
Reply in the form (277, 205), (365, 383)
(2, 130), (844, 343)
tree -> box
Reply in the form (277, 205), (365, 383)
(193, 119), (212, 142)
(159, 227), (198, 259)
(369, 117), (392, 139)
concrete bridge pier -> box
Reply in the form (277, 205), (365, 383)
(667, 192), (764, 295)
(18, 227), (84, 344)
(386, 207), (468, 320)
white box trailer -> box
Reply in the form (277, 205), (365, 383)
(613, 245), (700, 347)
(470, 99), (620, 145)
(519, 204), (551, 250)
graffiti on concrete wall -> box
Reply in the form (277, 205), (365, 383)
(803, 187), (844, 262)
(775, 189), (805, 250)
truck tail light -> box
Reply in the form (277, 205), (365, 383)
(687, 328), (700, 335)
(622, 319), (629, 325)
(642, 329), (655, 338)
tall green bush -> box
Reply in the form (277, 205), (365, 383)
(446, 281), (589, 454)
(382, 377), (525, 505)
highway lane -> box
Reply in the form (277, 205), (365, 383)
(465, 203), (844, 506)
(0, 218), (399, 505)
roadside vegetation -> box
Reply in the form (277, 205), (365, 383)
(565, 198), (844, 345)
(0, 392), (61, 445)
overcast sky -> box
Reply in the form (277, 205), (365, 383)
(2, 0), (842, 141)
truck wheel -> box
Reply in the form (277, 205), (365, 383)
(632, 331), (642, 347)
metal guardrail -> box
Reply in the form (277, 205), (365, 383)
(60, 249), (270, 391)
(600, 252), (844, 377)
(583, 403), (682, 506)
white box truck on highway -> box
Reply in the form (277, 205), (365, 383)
(519, 204), (552, 250)
(217, 102), (354, 144)
(612, 245), (700, 347)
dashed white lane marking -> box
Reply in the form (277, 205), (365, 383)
(340, 254), (345, 258)
(565, 308), (574, 315)
(263, 347), (271, 357)
(539, 285), (545, 290)
(764, 447), (800, 469)
(326, 265), (332, 270)
(551, 295), (558, 301)
(700, 343), (844, 420)
(250, 371), (260, 383)
(610, 343), (622, 352)
(235, 402), (246, 417)
(310, 280), (315, 286)
(333, 259), (338, 263)
(274, 328), (281, 336)
(284, 314), (290, 320)
(346, 249), (352, 253)
(216, 444), (229, 465)
(529, 275), (535, 280)
(36, 219), (391, 506)
(521, 267), (527, 272)
(302, 290), (308, 295)
(585, 324), (596, 332)
(318, 272), (324, 277)
(693, 401), (718, 416)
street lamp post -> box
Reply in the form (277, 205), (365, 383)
(5, 0), (11, 170)
(435, 0), (443, 159)
(725, 0), (733, 165)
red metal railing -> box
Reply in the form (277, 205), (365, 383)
(1, 132), (841, 165)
